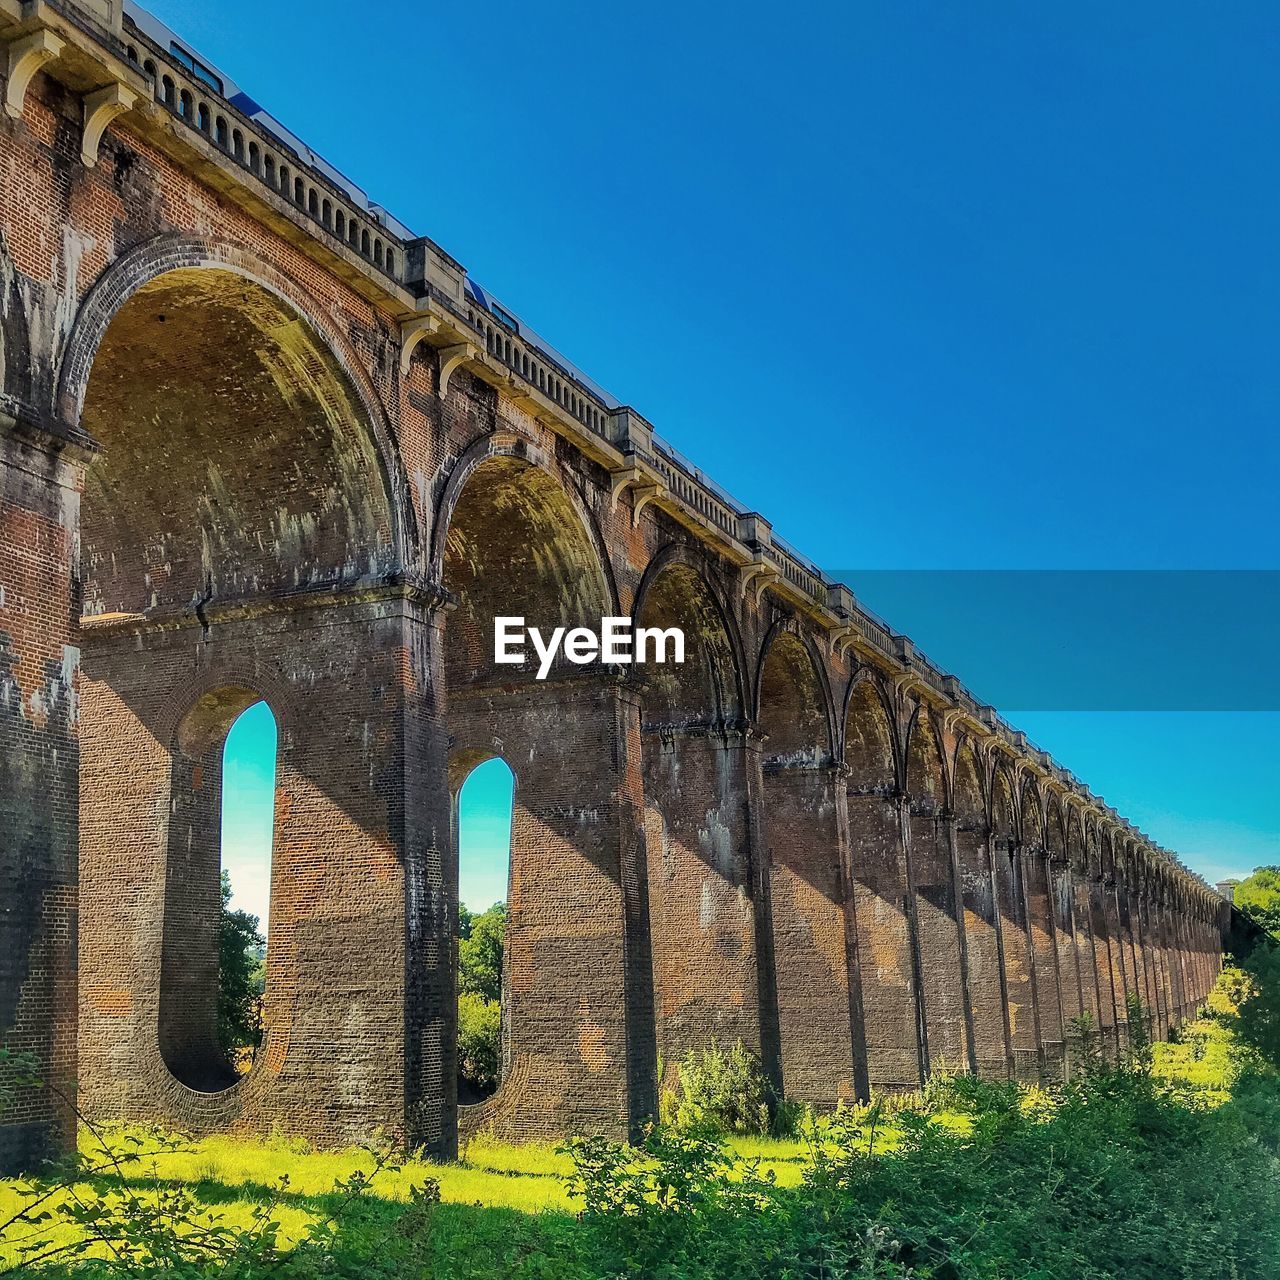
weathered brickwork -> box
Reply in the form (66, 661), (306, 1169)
(0, 1), (1233, 1170)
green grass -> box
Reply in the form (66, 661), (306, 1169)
(0, 977), (1271, 1277)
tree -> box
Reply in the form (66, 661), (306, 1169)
(460, 902), (506, 1003)
(1236, 866), (1280, 941)
(457, 902), (506, 1098)
(218, 870), (265, 1065)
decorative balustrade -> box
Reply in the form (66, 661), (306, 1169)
(119, 17), (402, 283)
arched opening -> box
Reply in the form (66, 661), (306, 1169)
(1046, 798), (1085, 1057)
(74, 263), (403, 1134)
(1100, 831), (1132, 1040)
(1084, 824), (1119, 1056)
(905, 703), (967, 1074)
(441, 452), (633, 1141)
(952, 739), (1007, 1077)
(442, 453), (610, 690)
(757, 630), (853, 1104)
(635, 562), (740, 728)
(159, 689), (274, 1091)
(991, 764), (1037, 1072)
(844, 677), (920, 1091)
(1019, 783), (1062, 1068)
(455, 757), (513, 1105)
(219, 700), (275, 1077)
(635, 561), (760, 1084)
(78, 268), (396, 616)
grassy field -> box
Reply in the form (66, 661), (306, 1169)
(0, 975), (1269, 1278)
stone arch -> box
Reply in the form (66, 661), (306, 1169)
(1065, 806), (1103, 1041)
(635, 546), (763, 1090)
(989, 760), (1037, 1073)
(633, 548), (746, 726)
(904, 701), (967, 1073)
(438, 440), (615, 689)
(71, 248), (436, 1147)
(57, 235), (415, 575)
(159, 683), (277, 1095)
(842, 668), (919, 1089)
(1083, 818), (1120, 1055)
(950, 737), (1006, 1076)
(842, 669), (900, 793)
(754, 619), (835, 765)
(431, 431), (620, 618)
(756, 622), (853, 1104)
(1018, 778), (1063, 1066)
(1045, 793), (1084, 1045)
(439, 439), (635, 1144)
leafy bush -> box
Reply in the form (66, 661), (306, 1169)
(1235, 865), (1280, 940)
(458, 993), (501, 1099)
(1234, 946), (1280, 1070)
(659, 1042), (774, 1136)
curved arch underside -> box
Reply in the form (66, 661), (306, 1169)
(443, 454), (609, 688)
(80, 269), (396, 618)
(758, 631), (829, 765)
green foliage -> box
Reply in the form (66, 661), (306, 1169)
(458, 993), (501, 1097)
(8, 966), (1280, 1278)
(457, 902), (506, 1099)
(459, 903), (506, 1004)
(659, 1041), (775, 1136)
(0, 1048), (40, 1120)
(1235, 865), (1280, 940)
(218, 871), (266, 1063)
(1234, 946), (1280, 1070)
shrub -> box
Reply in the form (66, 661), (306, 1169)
(1235, 948), (1280, 1070)
(660, 1042), (773, 1136)
(458, 992), (501, 1097)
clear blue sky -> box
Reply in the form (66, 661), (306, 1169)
(182, 1), (1279, 926)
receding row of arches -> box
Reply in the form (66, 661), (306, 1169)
(60, 254), (1222, 1157)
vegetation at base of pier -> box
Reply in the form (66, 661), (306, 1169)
(4, 954), (1280, 1278)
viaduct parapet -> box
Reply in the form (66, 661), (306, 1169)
(0, 0), (1232, 1168)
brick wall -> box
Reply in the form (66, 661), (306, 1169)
(0, 55), (1232, 1166)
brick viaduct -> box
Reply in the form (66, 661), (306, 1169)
(0, 0), (1231, 1172)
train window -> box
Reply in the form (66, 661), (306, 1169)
(491, 304), (519, 333)
(169, 43), (223, 95)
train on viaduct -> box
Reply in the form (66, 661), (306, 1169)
(0, 0), (1232, 1172)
